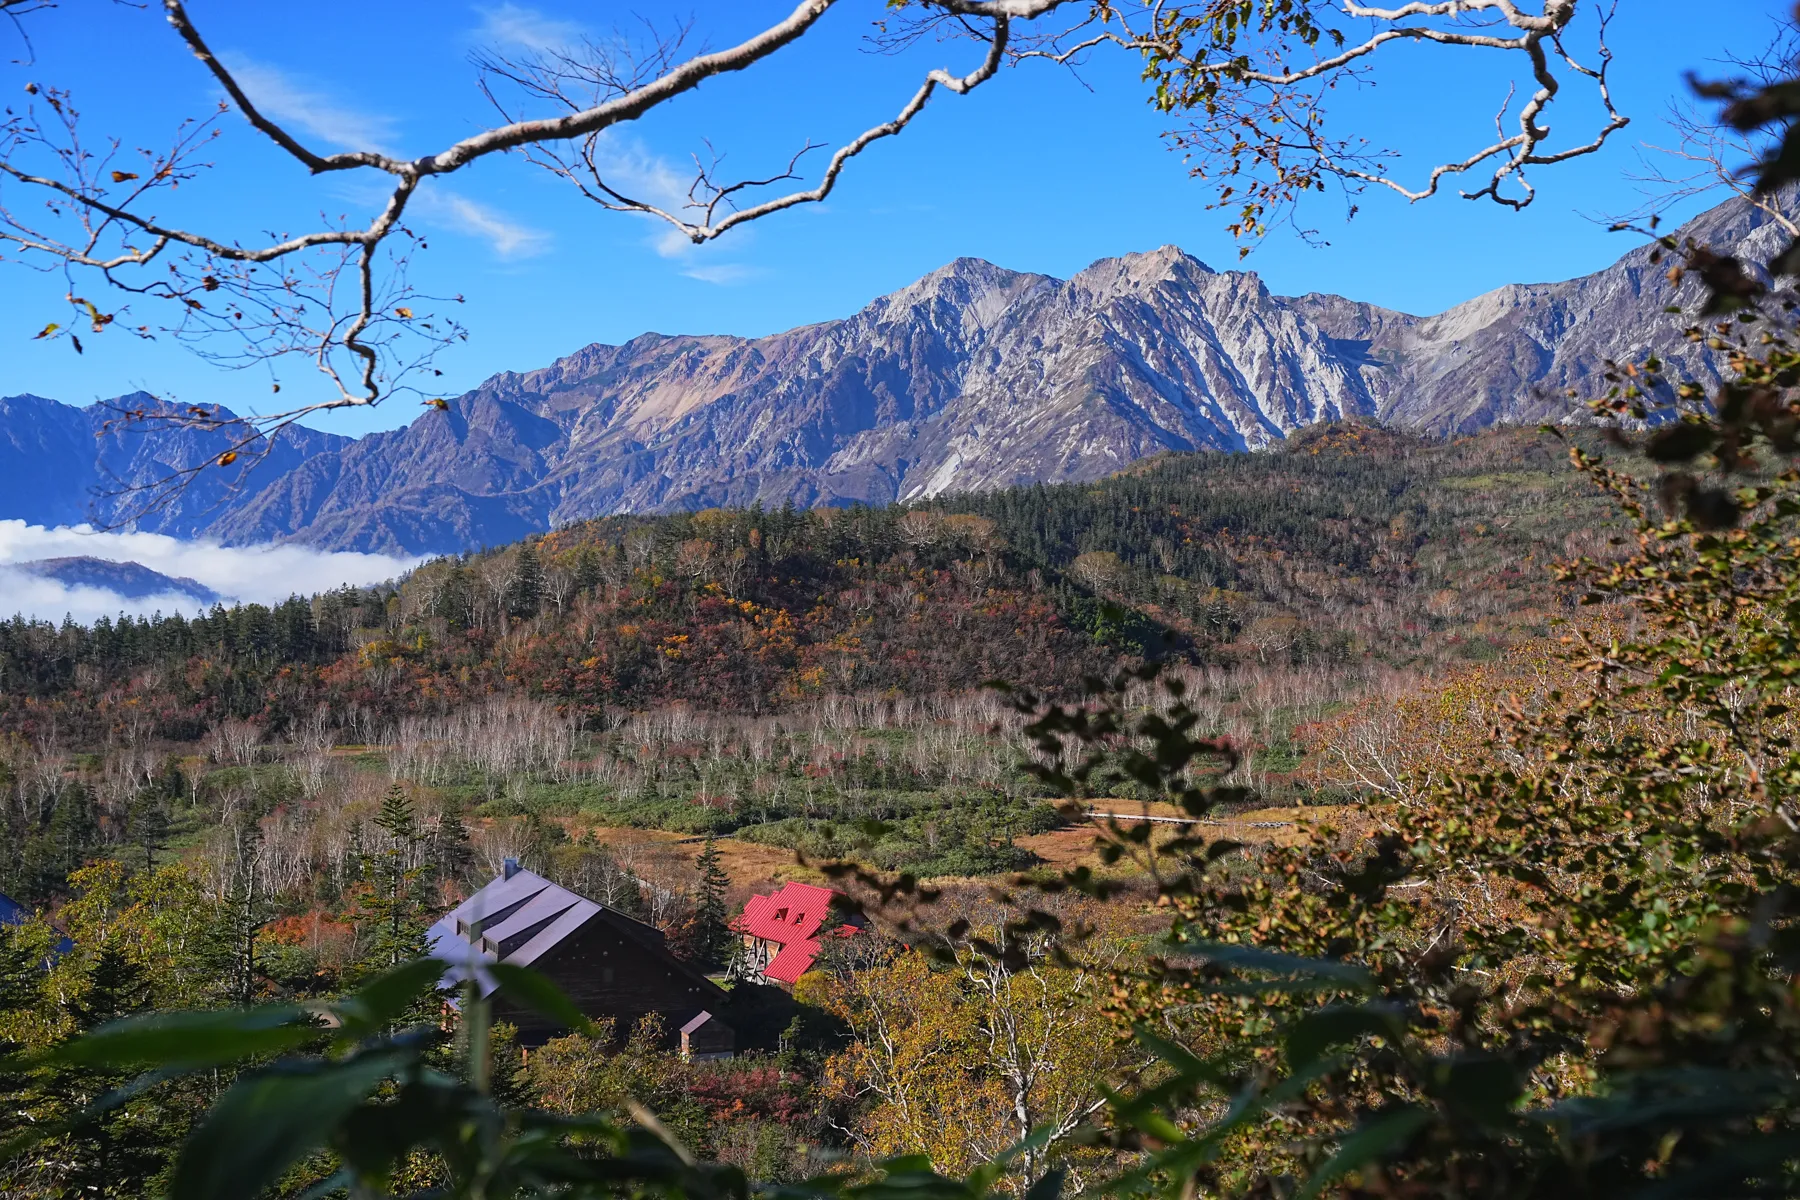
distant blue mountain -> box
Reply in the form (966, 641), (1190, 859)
(14, 555), (221, 604)
(0, 392), (349, 539)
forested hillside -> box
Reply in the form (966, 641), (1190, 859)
(0, 422), (1610, 921)
(0, 423), (1602, 733)
(11, 343), (1797, 1200)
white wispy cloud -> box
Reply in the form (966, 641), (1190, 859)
(0, 521), (420, 622)
(585, 131), (695, 253)
(582, 131), (767, 282)
(681, 263), (765, 286)
(473, 2), (584, 54)
(0, 567), (203, 626)
(410, 190), (551, 258)
(222, 56), (550, 258)
(222, 55), (402, 155)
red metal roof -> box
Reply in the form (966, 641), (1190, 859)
(732, 881), (863, 983)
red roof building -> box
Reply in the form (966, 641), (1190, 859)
(732, 881), (866, 985)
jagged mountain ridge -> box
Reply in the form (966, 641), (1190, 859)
(0, 195), (1782, 555)
(202, 247), (1381, 554)
(1292, 197), (1792, 431)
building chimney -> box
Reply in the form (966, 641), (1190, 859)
(503, 858), (520, 880)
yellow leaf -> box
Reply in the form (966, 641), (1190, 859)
(395, 306), (414, 319)
(425, 398), (449, 411)
(33, 322), (59, 339)
(110, 171), (139, 183)
(218, 451), (238, 467)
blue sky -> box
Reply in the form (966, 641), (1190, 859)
(0, 1), (1783, 436)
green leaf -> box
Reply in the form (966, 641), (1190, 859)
(1023, 1166), (1066, 1200)
(0, 1065), (180, 1162)
(1187, 941), (1375, 988)
(171, 1049), (411, 1200)
(331, 958), (445, 1037)
(1132, 1023), (1235, 1092)
(1633, 1131), (1800, 1200)
(487, 961), (598, 1037)
(1283, 1003), (1405, 1070)
(1645, 421), (1718, 464)
(293, 1168), (356, 1200)
(1295, 1107), (1431, 1200)
(45, 1005), (315, 1071)
(1433, 1054), (1521, 1123)
(335, 1077), (472, 1184)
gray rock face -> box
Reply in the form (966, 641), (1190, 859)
(1294, 198), (1796, 433)
(208, 248), (1385, 553)
(0, 196), (1782, 554)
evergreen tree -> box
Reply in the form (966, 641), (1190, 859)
(126, 790), (171, 871)
(510, 543), (544, 619)
(357, 784), (434, 976)
(573, 544), (603, 595)
(690, 835), (733, 970)
(29, 947), (172, 1197)
(218, 873), (269, 1006)
(0, 922), (44, 1022)
(432, 801), (475, 889)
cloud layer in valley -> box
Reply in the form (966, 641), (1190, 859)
(0, 522), (420, 624)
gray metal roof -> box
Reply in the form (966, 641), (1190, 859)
(428, 867), (720, 1003)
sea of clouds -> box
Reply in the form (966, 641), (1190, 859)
(0, 521), (423, 624)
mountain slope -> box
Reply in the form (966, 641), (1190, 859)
(1297, 199), (1795, 432)
(15, 556), (221, 604)
(0, 195), (1779, 554)
(0, 392), (351, 537)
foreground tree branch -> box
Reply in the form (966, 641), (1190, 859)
(1014, 0), (1627, 247)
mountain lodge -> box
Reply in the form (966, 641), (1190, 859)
(428, 861), (733, 1056)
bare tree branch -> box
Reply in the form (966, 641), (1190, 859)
(487, 11), (1018, 244)
(1005, 0), (1628, 248)
(1623, 17), (1800, 241)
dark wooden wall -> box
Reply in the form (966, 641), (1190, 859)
(496, 914), (729, 1050)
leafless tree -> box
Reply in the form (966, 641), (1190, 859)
(715, 547), (751, 599)
(0, 0), (1628, 510)
(475, 555), (521, 630)
(204, 717), (263, 767)
(541, 564), (576, 617)
(672, 538), (718, 585)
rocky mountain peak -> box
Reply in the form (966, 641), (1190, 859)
(865, 255), (1047, 334)
(1066, 243), (1217, 303)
